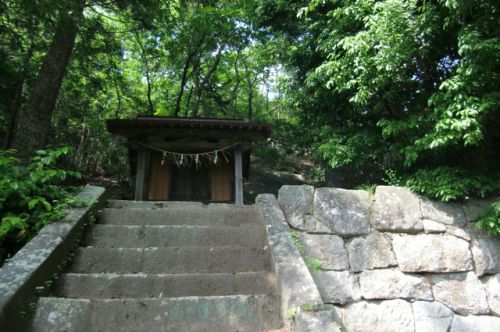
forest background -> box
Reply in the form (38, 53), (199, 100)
(0, 0), (499, 258)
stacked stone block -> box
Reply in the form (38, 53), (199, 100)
(278, 185), (500, 332)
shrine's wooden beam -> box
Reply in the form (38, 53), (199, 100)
(234, 145), (243, 206)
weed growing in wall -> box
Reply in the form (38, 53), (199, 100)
(304, 257), (323, 273)
(291, 230), (305, 254)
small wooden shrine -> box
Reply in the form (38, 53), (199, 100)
(106, 116), (272, 205)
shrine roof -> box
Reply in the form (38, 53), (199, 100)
(107, 116), (272, 140)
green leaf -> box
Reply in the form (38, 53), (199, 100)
(28, 198), (40, 210)
(41, 199), (52, 212)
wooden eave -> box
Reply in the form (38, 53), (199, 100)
(106, 117), (272, 141)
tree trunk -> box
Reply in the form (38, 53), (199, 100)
(4, 22), (37, 149)
(114, 80), (122, 118)
(230, 50), (242, 114)
(191, 62), (202, 118)
(174, 35), (205, 117)
(192, 45), (224, 117)
(241, 56), (259, 120)
(133, 29), (154, 115)
(265, 84), (269, 114)
(10, 2), (84, 161)
(4, 80), (24, 149)
(184, 85), (194, 117)
(175, 52), (195, 117)
(248, 87), (253, 120)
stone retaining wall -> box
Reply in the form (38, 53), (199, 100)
(277, 185), (500, 332)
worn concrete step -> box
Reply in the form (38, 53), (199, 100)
(106, 200), (256, 210)
(55, 272), (276, 299)
(30, 295), (281, 332)
(98, 206), (259, 226)
(85, 224), (265, 248)
(107, 200), (209, 209)
(70, 246), (269, 274)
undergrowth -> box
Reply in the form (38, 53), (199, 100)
(386, 167), (499, 202)
(475, 201), (500, 236)
(0, 147), (82, 265)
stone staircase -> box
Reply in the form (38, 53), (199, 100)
(29, 201), (282, 331)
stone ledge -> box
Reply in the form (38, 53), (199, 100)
(107, 199), (254, 210)
(256, 194), (323, 329)
(0, 185), (106, 329)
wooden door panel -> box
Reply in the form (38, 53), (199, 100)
(148, 153), (171, 201)
(210, 161), (232, 202)
(170, 166), (210, 201)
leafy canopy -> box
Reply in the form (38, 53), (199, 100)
(255, 0), (500, 201)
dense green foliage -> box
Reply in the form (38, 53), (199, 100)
(1, 0), (287, 173)
(475, 201), (500, 236)
(0, 0), (498, 204)
(255, 0), (500, 200)
(386, 167), (499, 202)
(0, 147), (81, 263)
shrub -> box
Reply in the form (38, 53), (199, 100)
(0, 147), (81, 264)
(475, 201), (500, 236)
(387, 167), (499, 202)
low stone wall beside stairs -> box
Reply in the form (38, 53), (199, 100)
(277, 185), (500, 332)
(0, 185), (106, 330)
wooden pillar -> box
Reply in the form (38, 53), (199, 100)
(134, 149), (148, 201)
(234, 145), (243, 206)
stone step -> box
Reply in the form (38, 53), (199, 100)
(55, 272), (276, 299)
(30, 295), (282, 332)
(107, 199), (207, 209)
(98, 206), (259, 226)
(84, 224), (265, 248)
(70, 246), (270, 274)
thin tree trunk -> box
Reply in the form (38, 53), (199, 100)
(105, 38), (123, 119)
(133, 29), (154, 115)
(115, 81), (122, 118)
(10, 1), (85, 161)
(265, 84), (269, 114)
(175, 58), (191, 117)
(76, 122), (87, 169)
(191, 60), (202, 118)
(192, 45), (224, 116)
(242, 58), (259, 120)
(4, 22), (37, 148)
(247, 85), (253, 120)
(184, 85), (194, 117)
(230, 50), (242, 114)
(5, 80), (24, 148)
(174, 35), (205, 117)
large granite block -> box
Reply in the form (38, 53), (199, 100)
(348, 233), (397, 272)
(371, 186), (423, 232)
(300, 234), (349, 271)
(313, 188), (371, 237)
(359, 269), (433, 301)
(278, 185), (314, 229)
(392, 234), (473, 272)
(430, 272), (489, 315)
